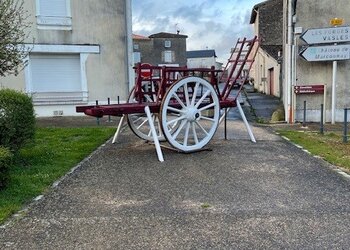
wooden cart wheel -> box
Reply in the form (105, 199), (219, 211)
(160, 76), (220, 152)
(127, 82), (165, 141)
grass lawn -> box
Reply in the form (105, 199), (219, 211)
(0, 127), (115, 224)
(278, 130), (350, 171)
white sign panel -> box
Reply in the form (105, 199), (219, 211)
(300, 44), (350, 61)
(300, 26), (350, 44)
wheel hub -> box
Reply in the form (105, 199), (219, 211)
(186, 107), (200, 122)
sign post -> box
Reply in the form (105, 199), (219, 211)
(300, 24), (350, 124)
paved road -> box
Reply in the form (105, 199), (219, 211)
(1, 121), (349, 249)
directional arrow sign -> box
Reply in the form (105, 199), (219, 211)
(300, 26), (350, 44)
(300, 44), (350, 61)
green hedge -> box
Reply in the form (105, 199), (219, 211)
(0, 88), (36, 151)
(0, 146), (12, 189)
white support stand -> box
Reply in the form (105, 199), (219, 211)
(145, 106), (164, 162)
(112, 115), (126, 144)
(237, 101), (256, 143)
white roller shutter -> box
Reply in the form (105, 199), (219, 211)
(30, 54), (81, 93)
(39, 0), (67, 17)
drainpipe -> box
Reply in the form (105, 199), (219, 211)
(286, 0), (293, 123)
(125, 0), (134, 93)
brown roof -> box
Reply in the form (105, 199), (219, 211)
(132, 34), (150, 40)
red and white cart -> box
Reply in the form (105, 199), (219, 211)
(76, 37), (259, 160)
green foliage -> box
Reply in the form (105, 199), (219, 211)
(0, 88), (36, 151)
(0, 127), (114, 223)
(271, 106), (285, 122)
(0, 146), (13, 189)
(0, 0), (31, 76)
(278, 130), (350, 170)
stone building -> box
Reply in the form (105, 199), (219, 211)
(0, 0), (133, 117)
(250, 0), (283, 97)
(186, 50), (222, 70)
(283, 0), (350, 123)
(133, 32), (188, 66)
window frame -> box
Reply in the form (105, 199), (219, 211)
(36, 0), (72, 30)
(24, 44), (100, 104)
(164, 40), (171, 48)
(164, 50), (173, 63)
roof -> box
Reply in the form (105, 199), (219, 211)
(260, 45), (282, 60)
(186, 50), (217, 58)
(132, 34), (150, 40)
(250, 0), (272, 24)
(149, 32), (188, 39)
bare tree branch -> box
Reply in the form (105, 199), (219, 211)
(0, 0), (31, 77)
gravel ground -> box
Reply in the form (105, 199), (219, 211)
(0, 119), (349, 249)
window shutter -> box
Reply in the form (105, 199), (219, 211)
(30, 54), (81, 92)
(39, 0), (67, 17)
(164, 51), (172, 63)
(133, 52), (141, 64)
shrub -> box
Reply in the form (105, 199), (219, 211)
(0, 88), (36, 151)
(0, 146), (13, 189)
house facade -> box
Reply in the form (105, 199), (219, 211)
(250, 0), (283, 97)
(283, 0), (350, 123)
(133, 32), (188, 66)
(0, 0), (133, 117)
(186, 50), (222, 70)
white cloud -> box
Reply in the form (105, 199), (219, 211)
(132, 0), (262, 63)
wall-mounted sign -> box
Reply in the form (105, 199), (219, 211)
(300, 44), (350, 61)
(300, 26), (350, 44)
(294, 85), (325, 95)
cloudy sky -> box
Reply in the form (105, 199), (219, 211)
(132, 0), (263, 63)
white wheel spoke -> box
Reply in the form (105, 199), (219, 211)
(137, 118), (149, 129)
(166, 106), (185, 114)
(172, 120), (187, 140)
(192, 122), (199, 144)
(195, 121), (209, 136)
(191, 82), (199, 106)
(183, 122), (190, 146)
(130, 116), (143, 123)
(184, 83), (190, 106)
(167, 115), (186, 126)
(173, 92), (186, 109)
(195, 90), (211, 108)
(200, 116), (216, 122)
(199, 102), (216, 112)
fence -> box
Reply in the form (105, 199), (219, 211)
(301, 103), (349, 143)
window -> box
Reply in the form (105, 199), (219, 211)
(30, 54), (81, 93)
(164, 40), (171, 48)
(24, 44), (100, 104)
(133, 52), (141, 64)
(163, 51), (173, 63)
(29, 54), (83, 103)
(133, 43), (139, 50)
(36, 0), (72, 30)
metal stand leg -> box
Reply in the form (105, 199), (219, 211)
(237, 101), (256, 143)
(219, 108), (231, 124)
(145, 106), (164, 162)
(112, 115), (126, 144)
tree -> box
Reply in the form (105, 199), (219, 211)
(0, 0), (31, 77)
